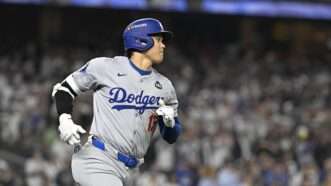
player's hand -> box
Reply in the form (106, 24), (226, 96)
(58, 113), (86, 146)
(156, 99), (175, 128)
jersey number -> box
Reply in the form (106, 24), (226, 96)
(147, 114), (157, 135)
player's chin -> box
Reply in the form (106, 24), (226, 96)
(153, 56), (164, 64)
(153, 60), (163, 64)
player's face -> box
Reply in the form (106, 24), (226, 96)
(145, 36), (166, 64)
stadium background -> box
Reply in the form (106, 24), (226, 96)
(0, 0), (331, 185)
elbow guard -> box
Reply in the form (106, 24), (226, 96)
(52, 81), (77, 115)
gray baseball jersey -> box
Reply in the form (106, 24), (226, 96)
(65, 56), (178, 158)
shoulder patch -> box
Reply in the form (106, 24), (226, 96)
(155, 81), (162, 89)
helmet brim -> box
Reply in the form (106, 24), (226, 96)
(148, 31), (173, 42)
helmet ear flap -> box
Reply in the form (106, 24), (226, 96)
(135, 37), (148, 47)
(134, 36), (154, 51)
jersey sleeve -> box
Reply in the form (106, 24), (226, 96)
(158, 80), (181, 144)
(166, 81), (179, 117)
(64, 57), (107, 94)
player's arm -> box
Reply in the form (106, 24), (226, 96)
(52, 77), (86, 146)
(157, 115), (182, 144)
(156, 97), (182, 144)
(52, 59), (102, 145)
(52, 76), (80, 115)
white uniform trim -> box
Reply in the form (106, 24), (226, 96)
(52, 83), (75, 99)
(65, 75), (82, 95)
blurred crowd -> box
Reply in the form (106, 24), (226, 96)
(1, 24), (331, 186)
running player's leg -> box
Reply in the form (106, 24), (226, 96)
(74, 172), (123, 186)
(81, 174), (123, 186)
(71, 144), (125, 186)
(72, 156), (123, 186)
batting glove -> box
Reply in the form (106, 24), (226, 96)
(58, 113), (86, 146)
(156, 99), (175, 128)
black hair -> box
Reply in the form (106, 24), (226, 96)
(125, 50), (134, 58)
(125, 49), (141, 58)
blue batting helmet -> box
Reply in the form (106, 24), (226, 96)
(123, 18), (173, 52)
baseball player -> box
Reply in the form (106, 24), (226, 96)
(51, 18), (182, 186)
